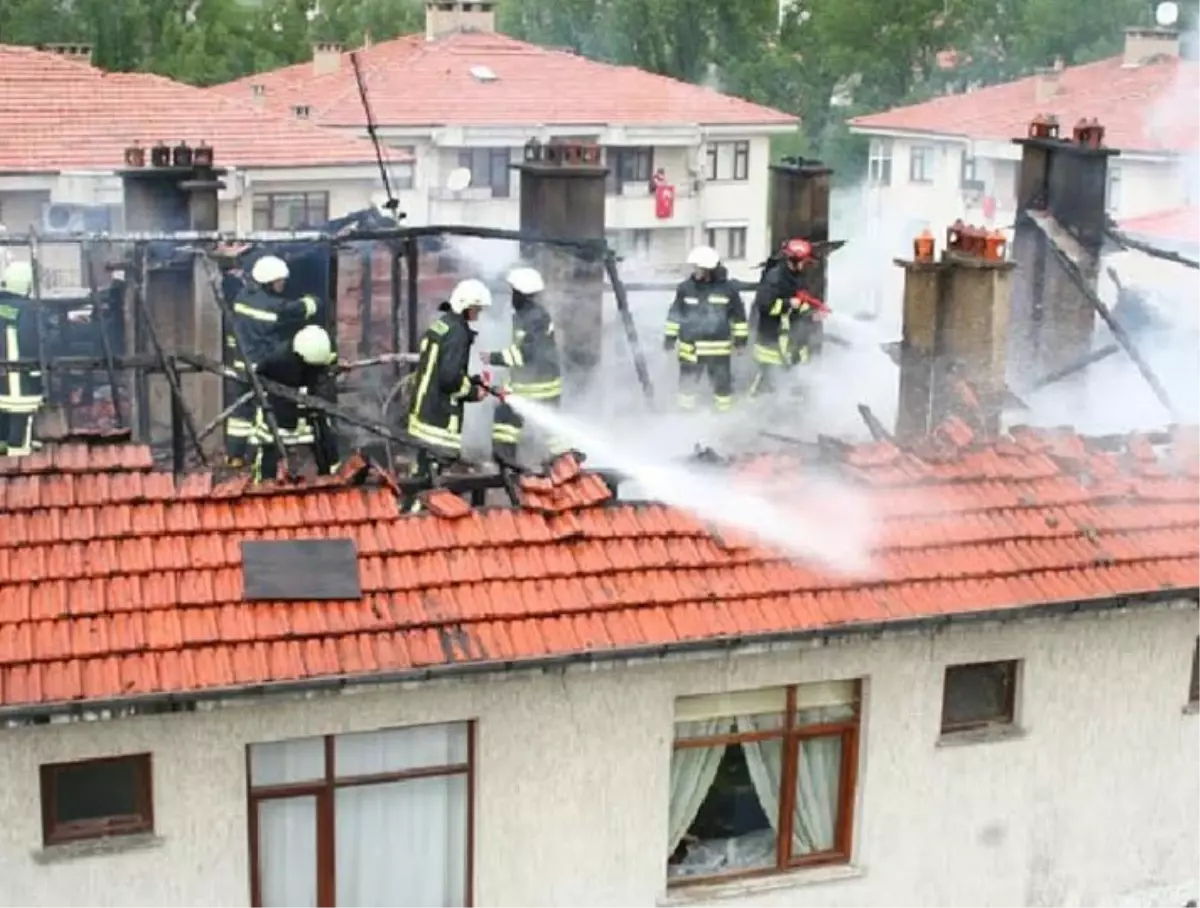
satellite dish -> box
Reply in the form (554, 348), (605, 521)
(446, 167), (472, 192)
(1156, 1), (1179, 26)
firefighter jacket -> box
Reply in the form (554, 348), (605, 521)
(407, 305), (480, 454)
(0, 290), (44, 413)
(229, 285), (318, 370)
(254, 343), (336, 444)
(487, 295), (562, 401)
(663, 268), (749, 362)
(752, 263), (821, 366)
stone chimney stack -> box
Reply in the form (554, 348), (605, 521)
(312, 42), (344, 77)
(425, 0), (497, 40)
(41, 43), (94, 65)
(1122, 26), (1181, 66)
(1034, 57), (1064, 104)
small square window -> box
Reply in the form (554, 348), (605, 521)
(940, 660), (1018, 734)
(40, 754), (154, 846)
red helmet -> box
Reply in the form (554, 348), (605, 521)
(783, 238), (814, 262)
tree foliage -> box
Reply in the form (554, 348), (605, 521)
(0, 0), (1174, 171)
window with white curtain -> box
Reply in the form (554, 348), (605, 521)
(247, 722), (472, 908)
(666, 681), (860, 883)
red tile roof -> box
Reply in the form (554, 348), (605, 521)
(1121, 206), (1200, 245)
(1, 426), (1197, 714)
(0, 44), (391, 172)
(850, 55), (1198, 153)
(209, 32), (796, 129)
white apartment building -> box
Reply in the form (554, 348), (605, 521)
(209, 1), (798, 277)
(848, 27), (1198, 237)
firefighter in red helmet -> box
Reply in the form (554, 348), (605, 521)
(749, 238), (828, 397)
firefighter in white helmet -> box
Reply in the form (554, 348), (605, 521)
(225, 253), (320, 467)
(405, 278), (493, 493)
(664, 245), (748, 412)
(0, 260), (44, 456)
(482, 266), (563, 464)
(249, 324), (339, 483)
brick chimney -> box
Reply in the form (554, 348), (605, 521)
(1123, 27), (1181, 66)
(312, 42), (344, 77)
(1034, 57), (1064, 103)
(41, 43), (93, 65)
(425, 0), (497, 40)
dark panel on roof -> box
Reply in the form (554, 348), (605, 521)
(241, 539), (362, 602)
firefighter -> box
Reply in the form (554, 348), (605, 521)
(250, 324), (338, 484)
(485, 266), (562, 464)
(228, 254), (319, 466)
(750, 238), (827, 396)
(664, 245), (748, 412)
(0, 261), (44, 457)
(406, 278), (492, 484)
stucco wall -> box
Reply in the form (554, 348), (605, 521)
(0, 604), (1195, 907)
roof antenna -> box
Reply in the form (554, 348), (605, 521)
(349, 51), (403, 220)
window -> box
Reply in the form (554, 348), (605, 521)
(457, 147), (511, 198)
(961, 155), (983, 190)
(909, 145), (934, 184)
(704, 141), (751, 182)
(605, 146), (654, 194)
(248, 722), (472, 907)
(705, 226), (748, 261)
(1189, 638), (1198, 705)
(389, 144), (416, 190)
(40, 753), (154, 846)
(1106, 166), (1122, 215)
(667, 681), (860, 884)
(867, 139), (892, 186)
(940, 660), (1018, 734)
(607, 229), (652, 258)
(252, 192), (330, 230)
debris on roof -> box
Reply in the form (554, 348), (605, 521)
(0, 421), (1195, 714)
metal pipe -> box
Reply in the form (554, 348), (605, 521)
(601, 254), (655, 405)
(0, 587), (1189, 724)
(196, 390), (254, 442)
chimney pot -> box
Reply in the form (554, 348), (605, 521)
(1122, 26), (1180, 67)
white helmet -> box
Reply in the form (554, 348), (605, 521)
(251, 254), (290, 285)
(292, 324), (334, 366)
(687, 245), (721, 270)
(507, 266), (545, 296)
(448, 278), (492, 314)
(1, 260), (33, 296)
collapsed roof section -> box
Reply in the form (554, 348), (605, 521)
(0, 419), (1196, 719)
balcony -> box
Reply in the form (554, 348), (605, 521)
(605, 181), (699, 230)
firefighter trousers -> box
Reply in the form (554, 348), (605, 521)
(678, 357), (733, 412)
(250, 404), (331, 484)
(492, 395), (562, 463)
(223, 378), (256, 463)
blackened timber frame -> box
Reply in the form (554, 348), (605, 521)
(246, 723), (475, 907)
(669, 683), (860, 885)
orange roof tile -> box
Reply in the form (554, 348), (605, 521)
(0, 428), (1197, 713)
(0, 44), (391, 172)
(209, 32), (796, 129)
(1121, 206), (1200, 245)
(850, 55), (1198, 153)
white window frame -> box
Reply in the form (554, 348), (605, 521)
(704, 141), (751, 182)
(909, 144), (934, 184)
(868, 138), (893, 186)
(704, 224), (748, 261)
